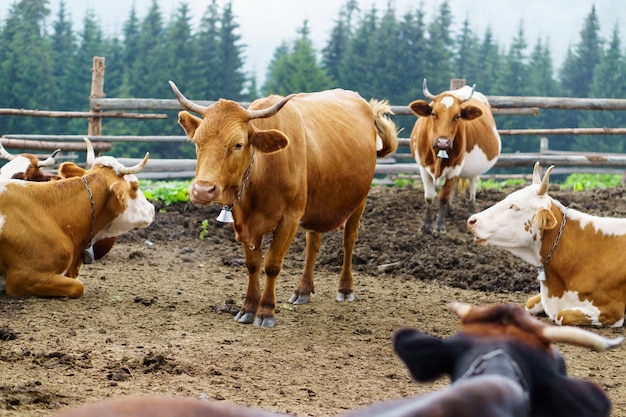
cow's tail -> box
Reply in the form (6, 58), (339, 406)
(369, 99), (399, 158)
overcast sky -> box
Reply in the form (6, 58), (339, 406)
(2, 1), (624, 84)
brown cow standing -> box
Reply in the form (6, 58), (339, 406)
(170, 82), (398, 327)
(409, 79), (501, 233)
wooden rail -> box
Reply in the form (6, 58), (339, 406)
(1, 57), (626, 179)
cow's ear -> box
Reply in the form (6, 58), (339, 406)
(249, 129), (289, 154)
(59, 162), (85, 178)
(408, 100), (432, 117)
(532, 207), (558, 230)
(393, 327), (453, 382)
(177, 111), (202, 140)
(461, 105), (483, 121)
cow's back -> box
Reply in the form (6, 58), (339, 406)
(250, 89), (377, 232)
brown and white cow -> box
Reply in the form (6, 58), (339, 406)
(170, 82), (398, 327)
(0, 143), (61, 181)
(0, 142), (117, 260)
(0, 141), (155, 298)
(409, 79), (501, 233)
(468, 162), (626, 327)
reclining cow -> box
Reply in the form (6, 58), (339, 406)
(50, 303), (620, 417)
(0, 142), (116, 260)
(170, 81), (398, 327)
(0, 139), (155, 298)
(468, 162), (626, 327)
(0, 142), (61, 181)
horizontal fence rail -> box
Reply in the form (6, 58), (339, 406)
(2, 57), (626, 179)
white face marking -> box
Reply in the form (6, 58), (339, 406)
(440, 96), (454, 108)
(94, 174), (155, 240)
(0, 157), (31, 179)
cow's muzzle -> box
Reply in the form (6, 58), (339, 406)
(433, 137), (452, 151)
(189, 180), (217, 205)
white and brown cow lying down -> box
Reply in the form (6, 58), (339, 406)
(170, 82), (398, 327)
(0, 142), (61, 181)
(0, 139), (155, 298)
(0, 142), (117, 260)
(468, 162), (626, 327)
(51, 303), (620, 417)
(409, 79), (501, 233)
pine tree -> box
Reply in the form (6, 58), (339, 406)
(475, 26), (501, 95)
(422, 1), (454, 92)
(455, 18), (480, 85)
(216, 2), (246, 99)
(262, 21), (332, 95)
(194, 0), (221, 99)
(339, 5), (378, 96)
(0, 0), (54, 135)
(583, 25), (626, 152)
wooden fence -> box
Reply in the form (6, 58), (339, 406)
(2, 56), (626, 179)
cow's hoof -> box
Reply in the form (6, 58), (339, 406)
(336, 292), (354, 302)
(288, 292), (310, 305)
(253, 316), (276, 328)
(234, 311), (255, 324)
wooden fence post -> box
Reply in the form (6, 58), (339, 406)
(88, 56), (105, 137)
(450, 78), (466, 90)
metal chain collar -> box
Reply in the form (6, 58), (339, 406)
(536, 207), (568, 281)
(82, 177), (96, 264)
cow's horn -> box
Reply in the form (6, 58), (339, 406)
(247, 94), (296, 120)
(0, 141), (16, 161)
(169, 80), (208, 115)
(542, 326), (624, 352)
(532, 162), (542, 184)
(461, 84), (476, 103)
(84, 138), (96, 166)
(537, 165), (555, 196)
(422, 78), (436, 100)
(38, 149), (61, 167)
(118, 153), (150, 175)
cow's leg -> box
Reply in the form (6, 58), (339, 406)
(289, 231), (321, 305)
(254, 220), (299, 328)
(5, 272), (84, 298)
(420, 168), (437, 233)
(467, 176), (480, 214)
(235, 238), (263, 324)
(337, 200), (366, 302)
(525, 294), (544, 315)
(557, 305), (625, 327)
(435, 177), (458, 233)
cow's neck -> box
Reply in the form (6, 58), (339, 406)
(81, 177), (96, 263)
(538, 206), (569, 282)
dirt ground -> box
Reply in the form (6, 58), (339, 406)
(1, 182), (626, 416)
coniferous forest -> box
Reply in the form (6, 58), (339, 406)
(1, 0), (625, 158)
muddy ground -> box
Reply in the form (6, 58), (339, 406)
(1, 182), (625, 416)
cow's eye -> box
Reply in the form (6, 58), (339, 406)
(509, 204), (520, 211)
(453, 114), (461, 121)
(234, 143), (243, 150)
(431, 113), (438, 119)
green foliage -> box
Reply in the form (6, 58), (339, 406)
(141, 180), (189, 207)
(560, 173), (622, 191)
(478, 178), (527, 189)
(199, 219), (209, 240)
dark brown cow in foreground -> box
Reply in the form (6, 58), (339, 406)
(170, 82), (398, 327)
(51, 303), (619, 417)
(409, 79), (501, 233)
